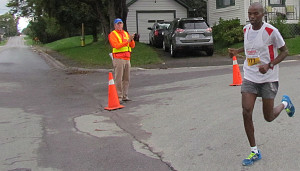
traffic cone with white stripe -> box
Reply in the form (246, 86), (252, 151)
(230, 56), (242, 86)
(104, 72), (124, 110)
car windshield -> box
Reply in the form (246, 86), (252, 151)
(180, 21), (208, 29)
(158, 23), (170, 29)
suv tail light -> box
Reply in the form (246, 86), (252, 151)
(154, 30), (159, 36)
(205, 28), (212, 33)
(175, 28), (184, 33)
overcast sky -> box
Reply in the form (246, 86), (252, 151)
(0, 0), (29, 31)
(0, 0), (10, 15)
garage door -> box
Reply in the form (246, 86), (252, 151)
(137, 12), (175, 44)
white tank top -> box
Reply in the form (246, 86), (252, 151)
(243, 22), (285, 83)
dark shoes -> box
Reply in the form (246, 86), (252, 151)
(119, 98), (132, 104)
(122, 98), (132, 102)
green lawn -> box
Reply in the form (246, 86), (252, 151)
(0, 39), (7, 46)
(285, 36), (300, 55)
(43, 35), (162, 68)
(24, 36), (34, 46)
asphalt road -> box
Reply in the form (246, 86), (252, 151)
(0, 37), (171, 171)
(1, 36), (300, 171)
(97, 60), (300, 171)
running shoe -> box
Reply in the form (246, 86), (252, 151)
(242, 151), (262, 166)
(282, 95), (295, 117)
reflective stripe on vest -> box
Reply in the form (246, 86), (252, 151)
(112, 30), (132, 53)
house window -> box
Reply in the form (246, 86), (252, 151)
(216, 0), (235, 9)
(269, 0), (285, 7)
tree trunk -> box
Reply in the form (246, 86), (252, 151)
(91, 0), (129, 42)
(114, 0), (128, 31)
(92, 25), (98, 42)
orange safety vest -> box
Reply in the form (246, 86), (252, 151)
(112, 30), (132, 53)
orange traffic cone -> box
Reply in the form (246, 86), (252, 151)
(230, 56), (243, 86)
(104, 72), (124, 110)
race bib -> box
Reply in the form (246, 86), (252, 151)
(246, 48), (261, 66)
(247, 57), (261, 66)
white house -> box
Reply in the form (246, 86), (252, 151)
(126, 0), (191, 43)
(207, 0), (300, 26)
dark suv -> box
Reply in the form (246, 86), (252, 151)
(148, 21), (171, 48)
(163, 18), (214, 57)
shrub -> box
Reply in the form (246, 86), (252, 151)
(269, 16), (292, 38)
(212, 18), (244, 47)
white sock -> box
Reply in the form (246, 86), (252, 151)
(282, 101), (288, 109)
(251, 146), (258, 154)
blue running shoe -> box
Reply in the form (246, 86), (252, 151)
(242, 151), (262, 166)
(282, 95), (295, 117)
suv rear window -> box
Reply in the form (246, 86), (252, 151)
(158, 23), (170, 29)
(179, 21), (208, 29)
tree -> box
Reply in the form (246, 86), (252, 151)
(184, 0), (207, 19)
(82, 0), (128, 41)
(53, 0), (101, 42)
(7, 0), (128, 42)
(7, 0), (75, 42)
(0, 13), (19, 36)
(7, 0), (43, 18)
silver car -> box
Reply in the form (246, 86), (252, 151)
(163, 17), (214, 57)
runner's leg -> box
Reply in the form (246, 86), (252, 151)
(242, 92), (257, 147)
(262, 98), (284, 122)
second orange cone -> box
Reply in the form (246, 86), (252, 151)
(230, 56), (243, 86)
(104, 72), (124, 110)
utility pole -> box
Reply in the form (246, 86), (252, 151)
(81, 23), (85, 47)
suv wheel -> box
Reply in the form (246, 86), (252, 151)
(170, 44), (177, 57)
(163, 40), (169, 52)
(206, 48), (214, 56)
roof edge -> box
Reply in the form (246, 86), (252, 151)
(175, 0), (192, 11)
(127, 0), (192, 11)
(127, 0), (138, 7)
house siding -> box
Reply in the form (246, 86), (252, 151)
(208, 0), (299, 26)
(208, 0), (246, 26)
(127, 0), (188, 43)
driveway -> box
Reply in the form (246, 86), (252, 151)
(148, 48), (243, 69)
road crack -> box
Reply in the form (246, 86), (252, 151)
(108, 111), (177, 171)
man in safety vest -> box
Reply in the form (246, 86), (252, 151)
(108, 18), (135, 102)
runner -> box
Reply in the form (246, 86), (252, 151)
(228, 2), (295, 166)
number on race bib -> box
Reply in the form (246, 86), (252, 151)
(247, 57), (261, 66)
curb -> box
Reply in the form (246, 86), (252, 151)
(32, 47), (113, 73)
(33, 47), (66, 70)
